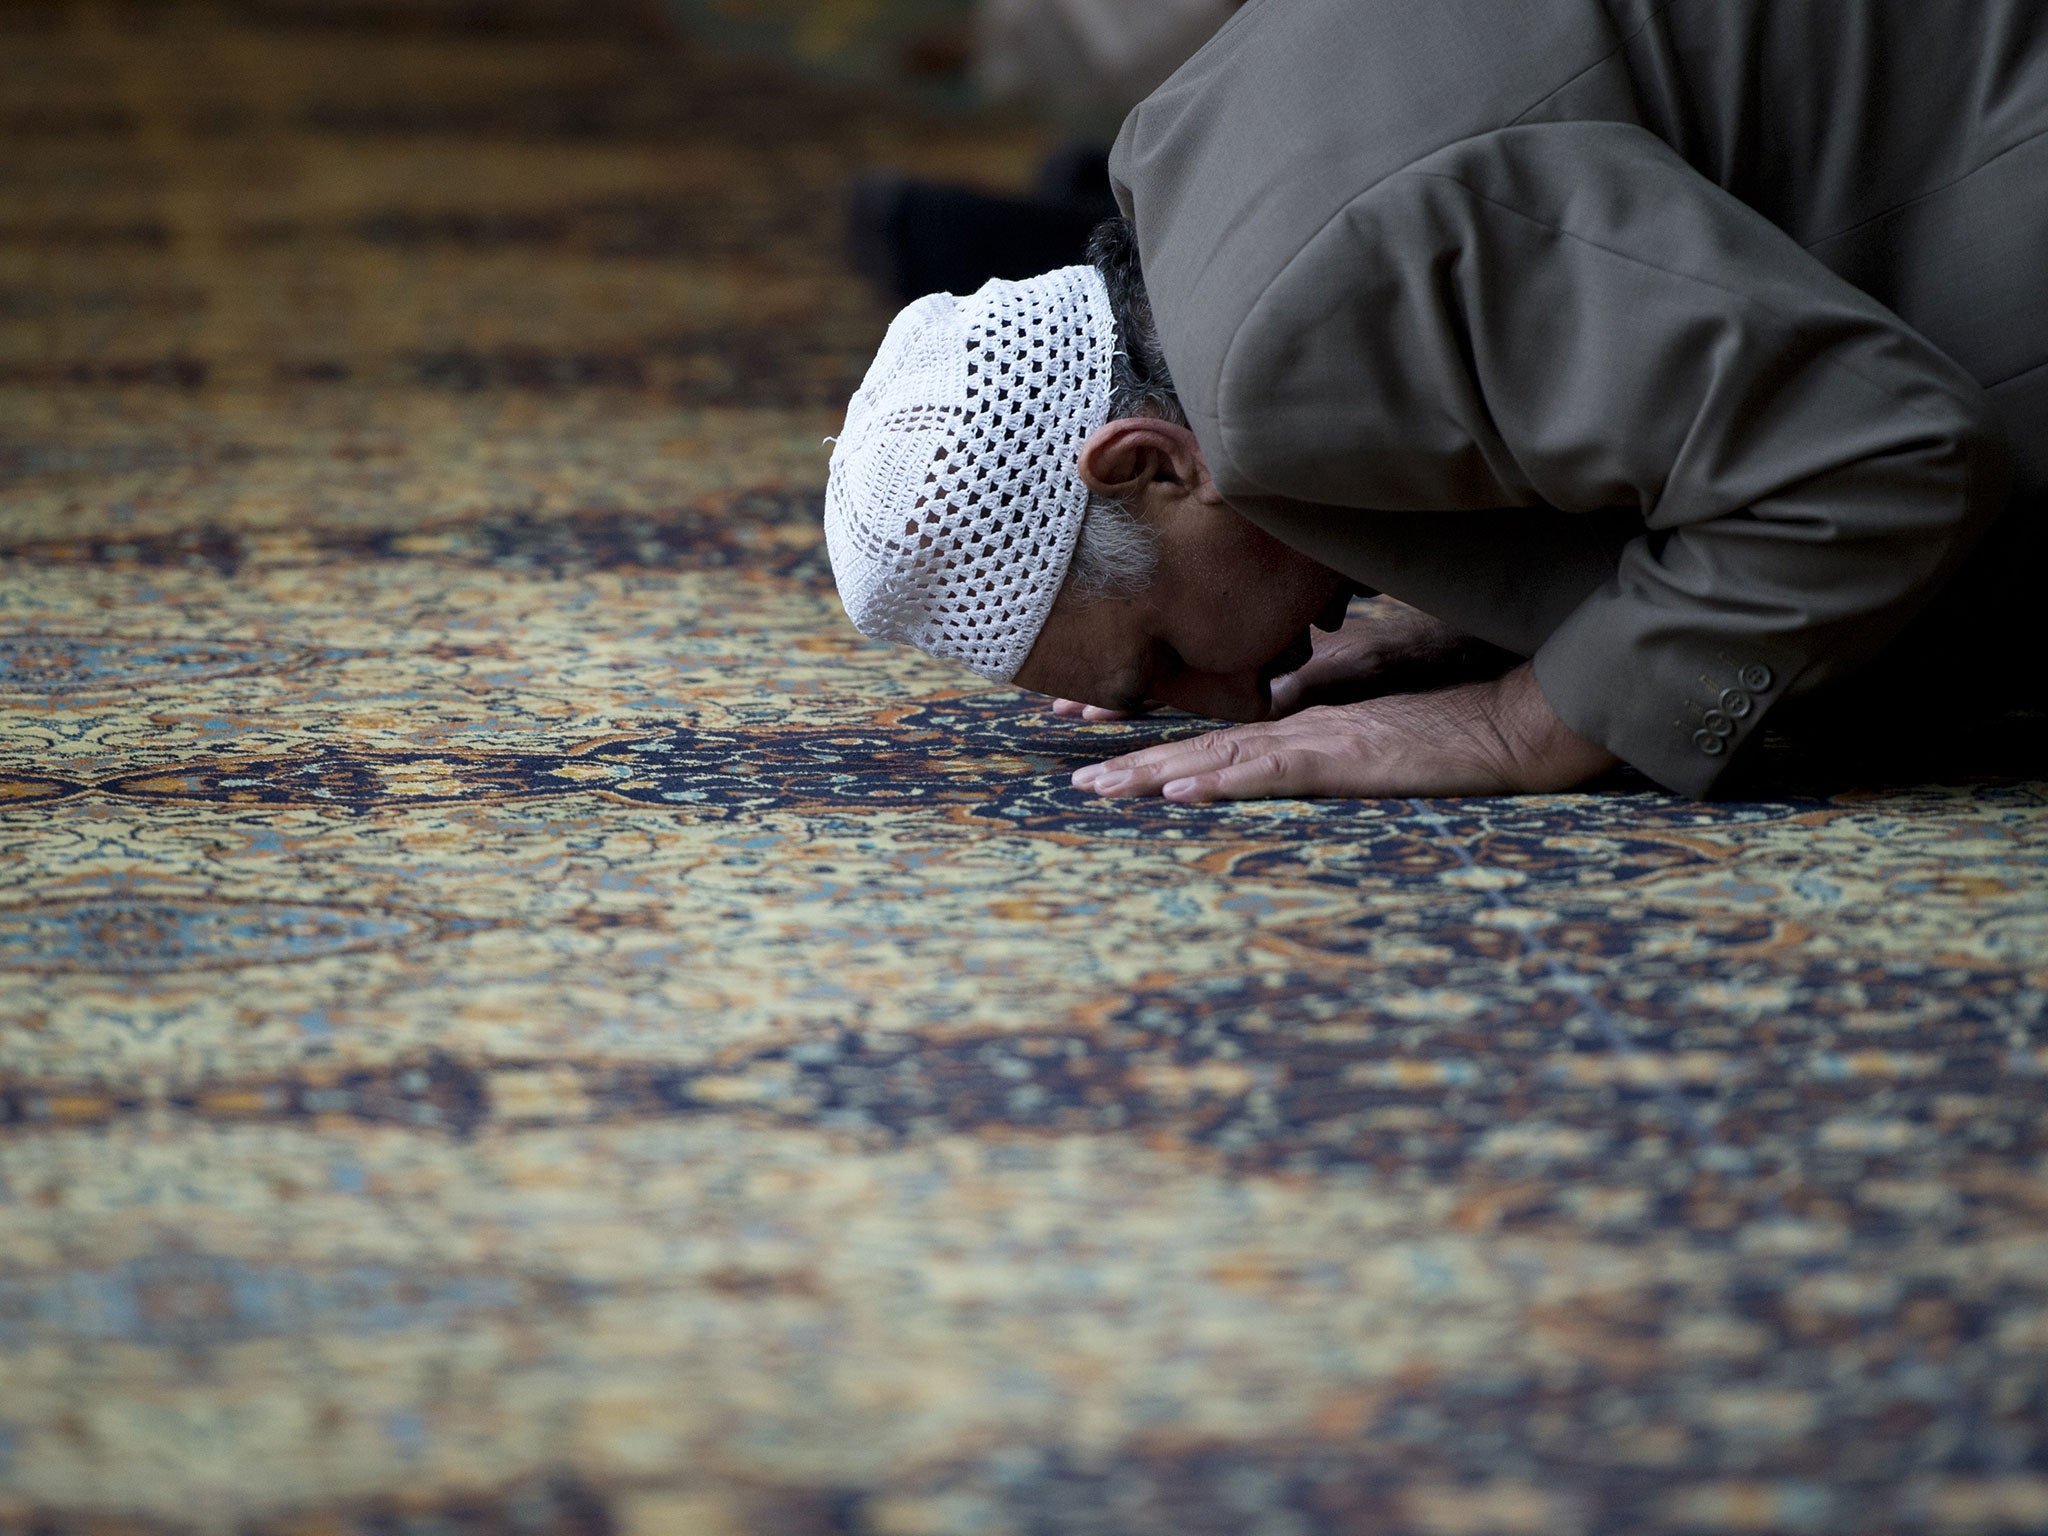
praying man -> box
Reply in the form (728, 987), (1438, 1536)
(824, 0), (2047, 802)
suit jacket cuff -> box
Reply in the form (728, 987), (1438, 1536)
(1531, 596), (1799, 798)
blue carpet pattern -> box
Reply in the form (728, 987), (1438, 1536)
(2, 4), (2046, 1534)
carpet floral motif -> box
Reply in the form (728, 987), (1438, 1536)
(1, 5), (2045, 1535)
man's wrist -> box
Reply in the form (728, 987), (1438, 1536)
(1491, 663), (1621, 790)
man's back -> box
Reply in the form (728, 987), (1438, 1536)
(1116, 0), (2048, 482)
(1109, 0), (2046, 794)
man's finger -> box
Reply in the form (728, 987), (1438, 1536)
(1072, 733), (1228, 792)
(1161, 751), (1316, 803)
(1074, 726), (1271, 795)
(1051, 698), (1147, 722)
(1266, 670), (1313, 717)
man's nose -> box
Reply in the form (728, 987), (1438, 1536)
(1150, 668), (1270, 723)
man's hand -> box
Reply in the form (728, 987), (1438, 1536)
(1048, 598), (1509, 723)
(1050, 696), (1153, 722)
(1266, 602), (1509, 715)
(1071, 663), (1621, 800)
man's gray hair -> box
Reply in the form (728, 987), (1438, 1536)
(1058, 215), (1184, 606)
(1068, 492), (1160, 598)
(1089, 214), (1187, 428)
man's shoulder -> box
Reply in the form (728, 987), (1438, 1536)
(1111, 0), (1643, 422)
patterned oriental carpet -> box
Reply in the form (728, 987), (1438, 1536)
(3, 4), (2048, 1534)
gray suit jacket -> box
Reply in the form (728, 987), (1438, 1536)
(1110, 0), (2047, 795)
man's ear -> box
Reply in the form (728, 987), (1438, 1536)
(1077, 417), (1211, 502)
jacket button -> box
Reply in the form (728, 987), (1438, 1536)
(1739, 664), (1774, 692)
(1701, 711), (1736, 736)
(1693, 730), (1728, 756)
(1720, 689), (1753, 718)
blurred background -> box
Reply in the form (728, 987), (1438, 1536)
(0, 0), (1241, 450)
(9, 5), (2046, 1536)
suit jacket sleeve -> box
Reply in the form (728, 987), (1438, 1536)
(1207, 121), (2012, 797)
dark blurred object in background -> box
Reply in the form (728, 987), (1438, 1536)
(841, 0), (1243, 301)
(661, 1), (1242, 302)
(846, 142), (1116, 302)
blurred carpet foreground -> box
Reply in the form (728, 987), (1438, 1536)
(3, 4), (2048, 1535)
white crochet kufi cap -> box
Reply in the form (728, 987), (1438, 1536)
(824, 265), (1116, 683)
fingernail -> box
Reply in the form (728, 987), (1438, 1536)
(1162, 778), (1196, 799)
(1071, 765), (1103, 786)
(1093, 771), (1132, 793)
